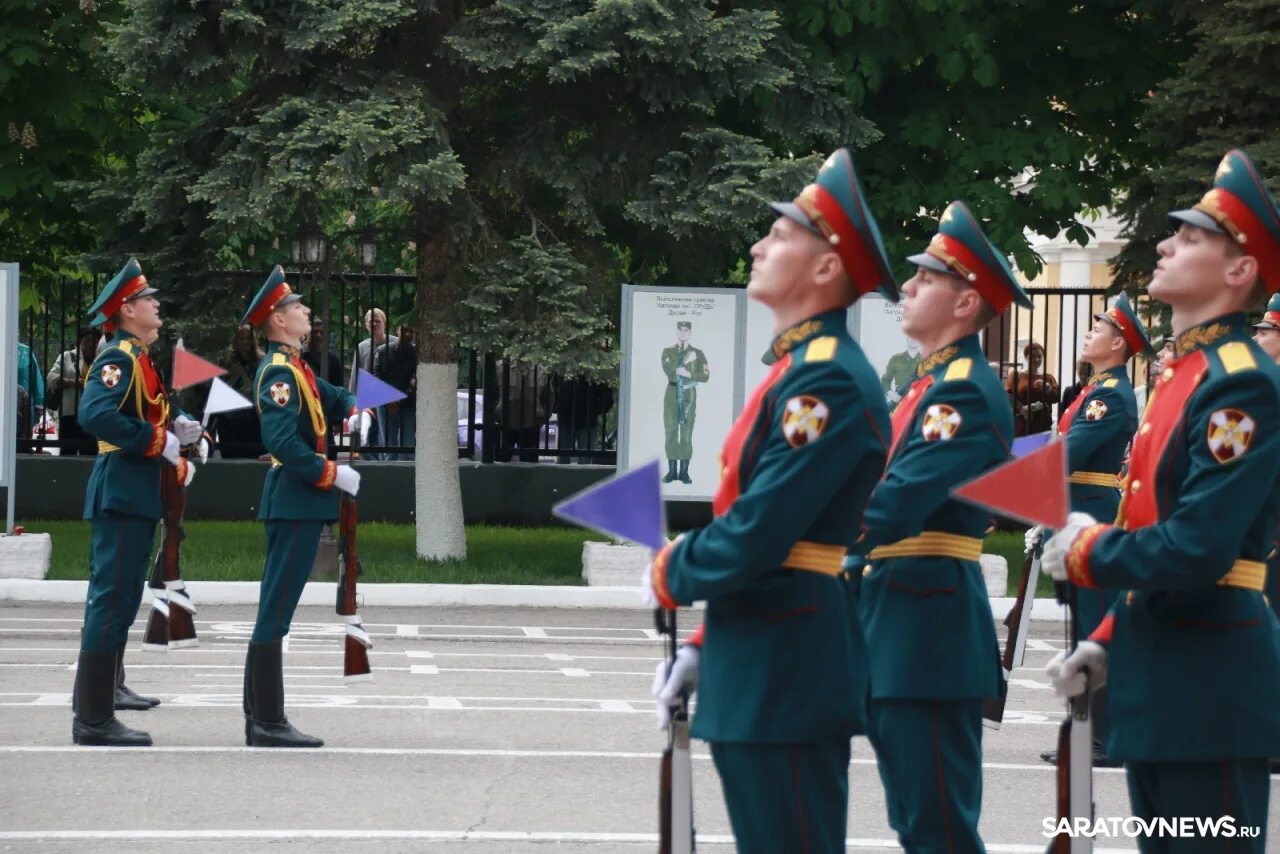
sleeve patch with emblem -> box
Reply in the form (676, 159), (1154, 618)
(100, 364), (122, 388)
(1207, 408), (1254, 463)
(1084, 399), (1108, 421)
(781, 395), (829, 448)
(922, 404), (962, 441)
(270, 381), (293, 407)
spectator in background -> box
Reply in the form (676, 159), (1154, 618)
(216, 325), (265, 458)
(495, 359), (551, 463)
(373, 323), (417, 460)
(1057, 359), (1093, 424)
(1005, 341), (1058, 435)
(1134, 337), (1172, 414)
(45, 325), (99, 455)
(349, 308), (397, 458)
(553, 374), (613, 463)
(304, 317), (343, 389)
(16, 341), (44, 451)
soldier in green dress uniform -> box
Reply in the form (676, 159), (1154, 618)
(880, 339), (921, 411)
(73, 258), (203, 746)
(1043, 149), (1280, 851)
(241, 265), (363, 748)
(1252, 292), (1280, 623)
(856, 201), (1030, 852)
(661, 322), (710, 484)
(1033, 293), (1152, 768)
(648, 148), (897, 853)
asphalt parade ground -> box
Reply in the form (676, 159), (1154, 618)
(0, 603), (1276, 852)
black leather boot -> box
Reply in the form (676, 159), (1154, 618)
(72, 650), (152, 746)
(246, 640), (323, 748)
(662, 460), (678, 483)
(242, 646), (253, 745)
(116, 646), (160, 710)
(677, 460), (692, 484)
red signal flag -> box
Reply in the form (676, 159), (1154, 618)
(951, 440), (1068, 529)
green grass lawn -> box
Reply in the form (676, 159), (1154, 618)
(25, 521), (608, 585)
(26, 520), (1055, 595)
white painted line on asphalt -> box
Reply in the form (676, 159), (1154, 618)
(546, 653), (574, 661)
(522, 627), (549, 638)
(411, 664), (440, 675)
(0, 829), (1136, 851)
(396, 624), (419, 637)
(405, 650), (434, 658)
(560, 668), (590, 678)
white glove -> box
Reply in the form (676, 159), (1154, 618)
(675, 367), (691, 379)
(1024, 525), (1044, 556)
(161, 432), (181, 466)
(173, 415), (203, 445)
(195, 437), (210, 464)
(640, 562), (658, 608)
(885, 388), (902, 404)
(1029, 401), (1046, 413)
(181, 460), (197, 488)
(344, 410), (372, 444)
(1045, 640), (1107, 699)
(652, 645), (700, 729)
(1041, 512), (1097, 581)
(334, 464), (361, 496)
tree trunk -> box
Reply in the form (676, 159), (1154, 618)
(414, 220), (465, 560)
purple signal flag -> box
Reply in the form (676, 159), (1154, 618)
(1011, 430), (1052, 458)
(355, 368), (408, 411)
(552, 459), (667, 551)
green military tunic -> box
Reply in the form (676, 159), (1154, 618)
(857, 334), (1012, 853)
(1056, 365), (1137, 638)
(651, 311), (890, 854)
(1064, 316), (1280, 846)
(252, 341), (355, 643)
(78, 331), (177, 654)
(661, 343), (709, 461)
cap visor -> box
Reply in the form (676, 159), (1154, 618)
(1254, 320), (1280, 330)
(1169, 209), (1224, 235)
(279, 293), (303, 308)
(770, 202), (820, 236)
(906, 252), (950, 275)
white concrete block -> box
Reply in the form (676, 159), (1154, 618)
(582, 541), (650, 587)
(980, 553), (1008, 599)
(0, 533), (52, 579)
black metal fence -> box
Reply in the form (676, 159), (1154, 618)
(14, 271), (618, 464)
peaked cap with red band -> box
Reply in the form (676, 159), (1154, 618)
(241, 264), (302, 326)
(770, 147), (899, 303)
(1254, 292), (1280, 331)
(907, 201), (1031, 313)
(1170, 149), (1280, 293)
(1095, 292), (1154, 356)
(87, 257), (157, 328)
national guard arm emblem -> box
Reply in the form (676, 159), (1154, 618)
(1207, 408), (1254, 463)
(782, 395), (829, 448)
(1084, 399), (1109, 421)
(270, 381), (293, 407)
(100, 364), (122, 388)
(922, 404), (962, 441)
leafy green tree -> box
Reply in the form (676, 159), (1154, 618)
(785, 0), (1186, 274)
(1113, 0), (1280, 309)
(0, 0), (142, 302)
(107, 0), (869, 558)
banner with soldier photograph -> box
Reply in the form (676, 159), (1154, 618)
(617, 286), (745, 502)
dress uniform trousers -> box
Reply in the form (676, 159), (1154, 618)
(82, 513), (158, 654)
(710, 738), (850, 854)
(251, 520), (324, 643)
(1126, 759), (1269, 853)
(868, 699), (984, 854)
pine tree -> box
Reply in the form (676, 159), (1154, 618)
(103, 1), (871, 558)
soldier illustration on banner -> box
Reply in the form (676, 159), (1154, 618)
(660, 321), (710, 484)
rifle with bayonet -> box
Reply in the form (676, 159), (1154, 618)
(656, 607), (694, 854)
(142, 384), (198, 651)
(1048, 583), (1094, 854)
(337, 414), (372, 683)
(983, 532), (1043, 727)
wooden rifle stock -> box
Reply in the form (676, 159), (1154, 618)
(142, 444), (197, 650)
(655, 608), (694, 854)
(984, 536), (1042, 727)
(1048, 582), (1094, 854)
(337, 428), (372, 683)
